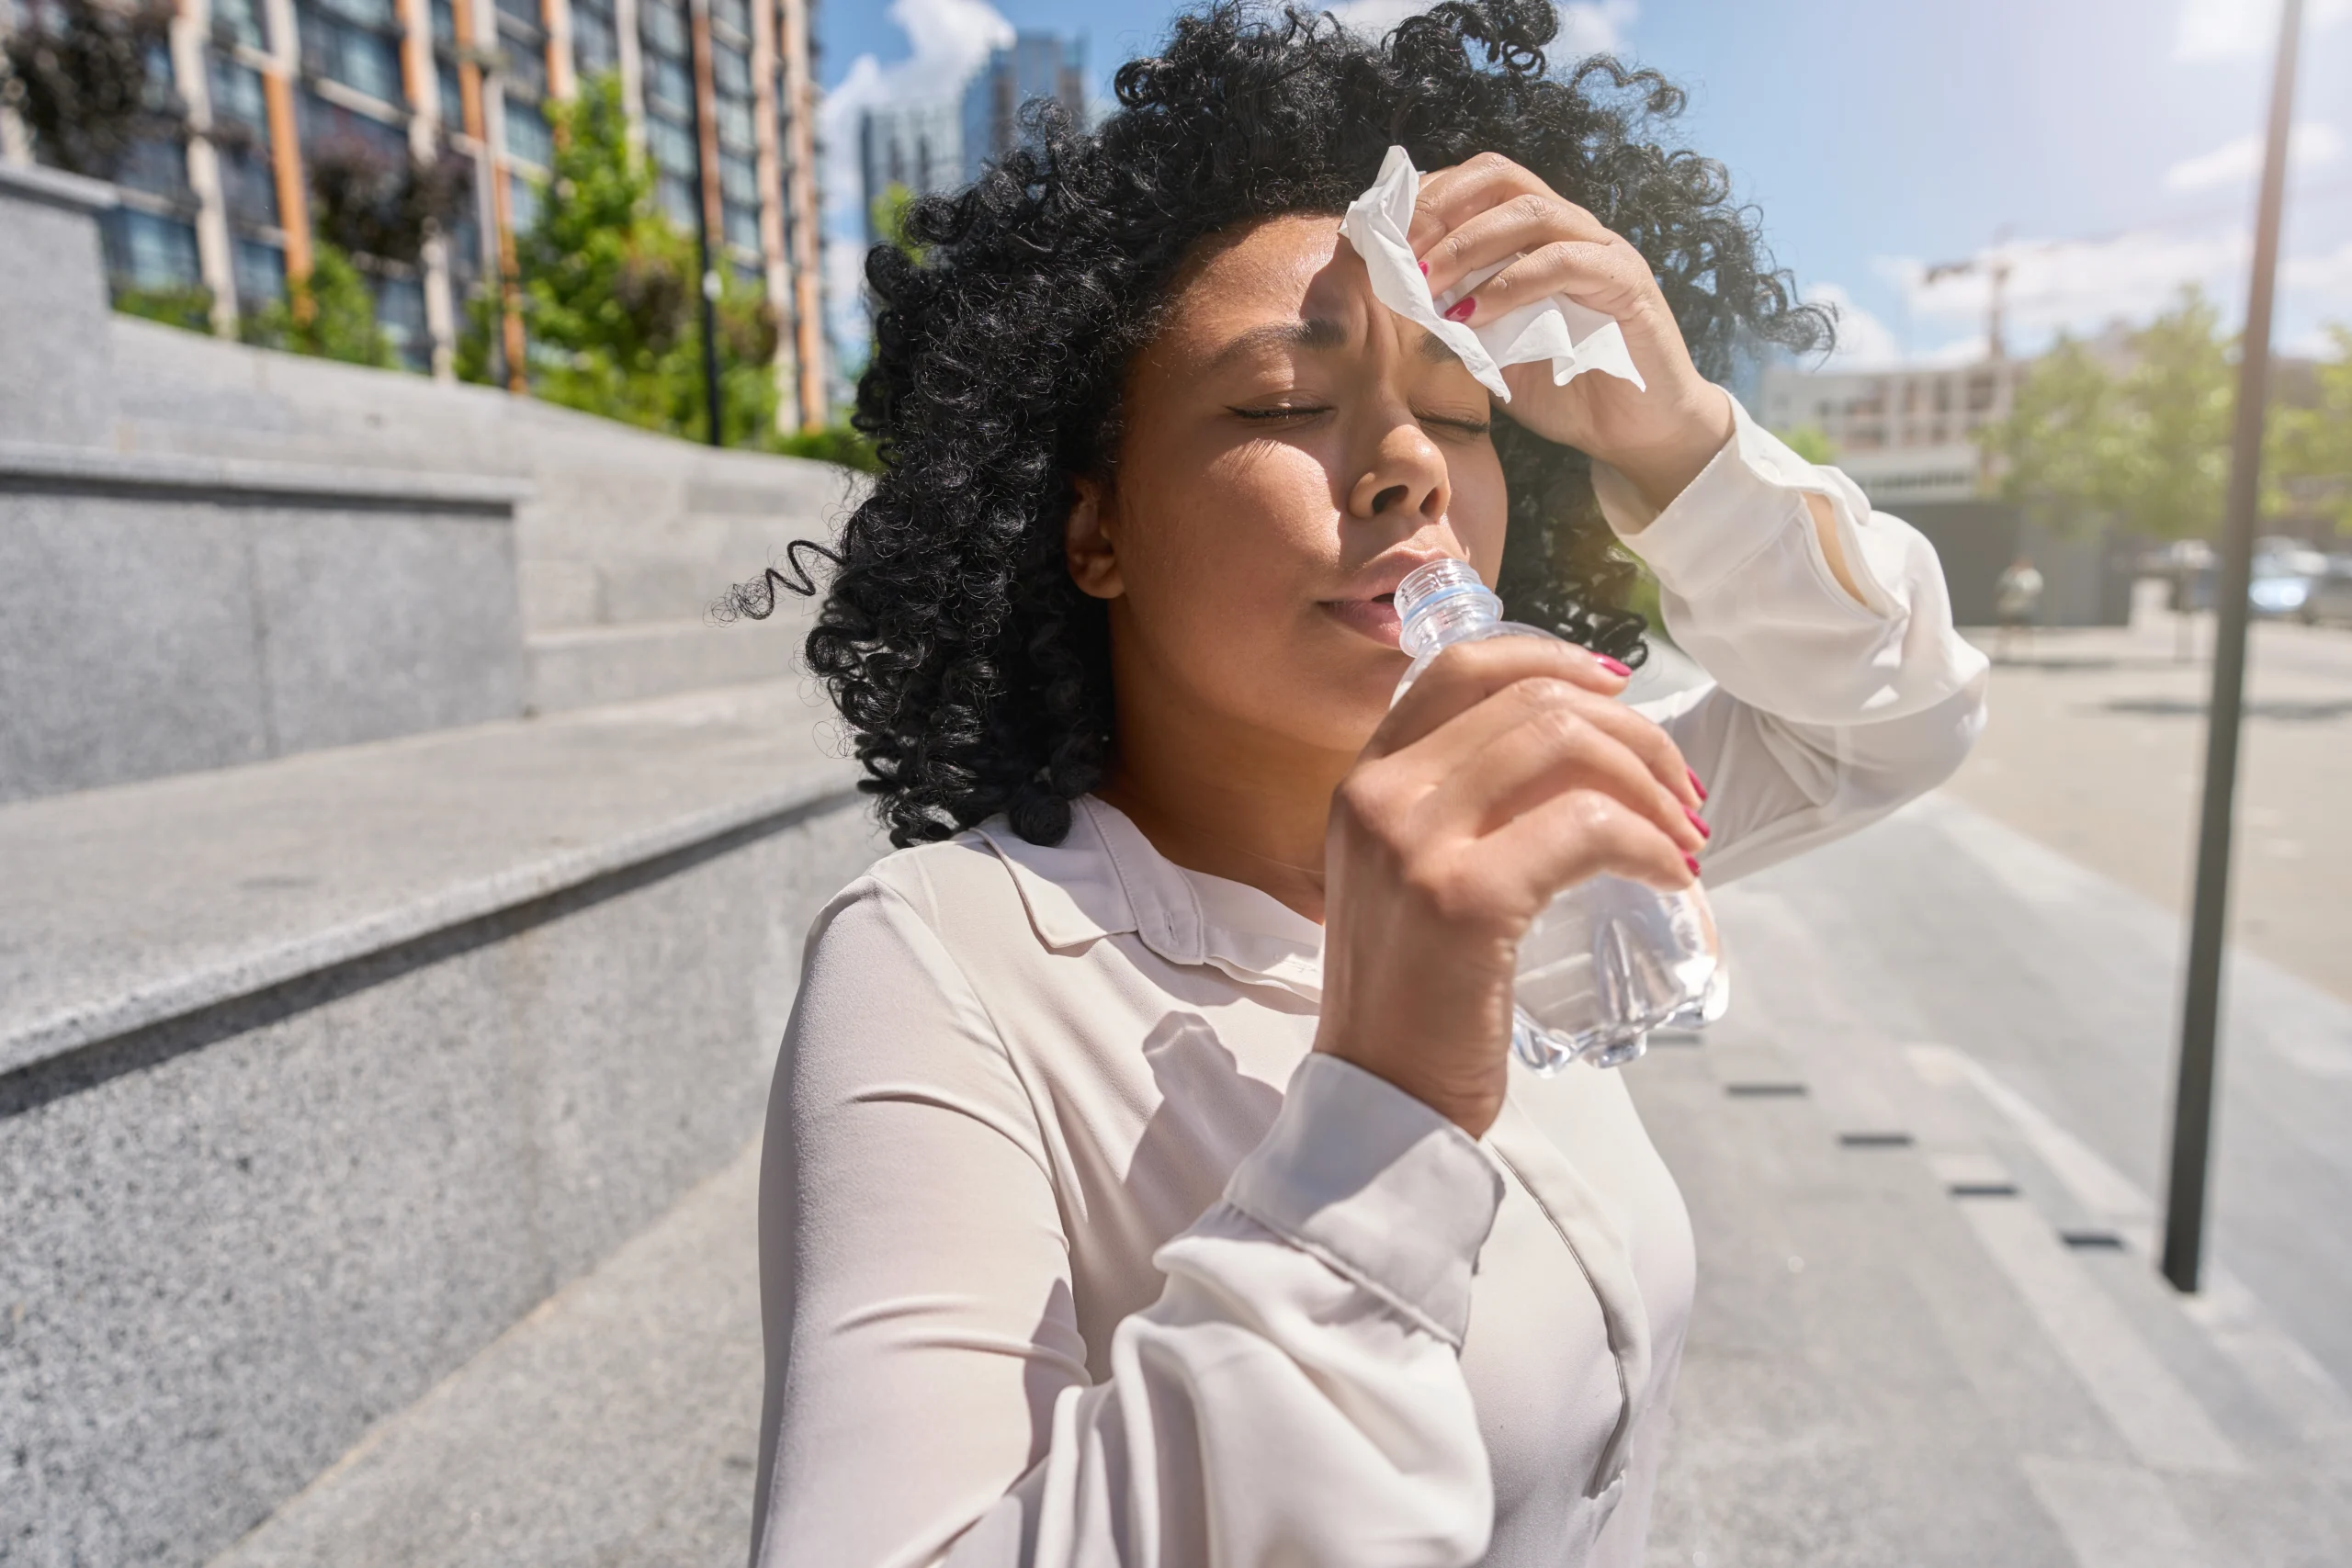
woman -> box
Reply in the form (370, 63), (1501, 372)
(744, 4), (1986, 1563)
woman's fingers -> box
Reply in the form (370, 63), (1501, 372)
(1469, 784), (1698, 900)
(1370, 636), (1626, 760)
(1408, 154), (1611, 295)
(1442, 238), (1651, 330)
(1408, 678), (1702, 852)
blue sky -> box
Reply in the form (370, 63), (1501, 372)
(816, 0), (2352, 374)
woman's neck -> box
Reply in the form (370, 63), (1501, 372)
(1095, 683), (1352, 927)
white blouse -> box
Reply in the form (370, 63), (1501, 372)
(750, 401), (1990, 1568)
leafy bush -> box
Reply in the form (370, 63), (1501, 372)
(239, 243), (393, 367)
(460, 73), (780, 444)
(768, 422), (879, 473)
(2, 0), (178, 177)
(112, 281), (214, 332)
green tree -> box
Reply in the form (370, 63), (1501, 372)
(2272, 324), (2352, 536)
(464, 73), (780, 444)
(1980, 287), (2233, 542)
(1774, 424), (1836, 466)
(239, 243), (394, 367)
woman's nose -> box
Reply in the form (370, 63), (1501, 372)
(1346, 421), (1451, 524)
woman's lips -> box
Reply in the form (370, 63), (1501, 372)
(1320, 593), (1403, 648)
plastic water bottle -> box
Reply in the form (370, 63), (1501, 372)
(1392, 558), (1728, 1072)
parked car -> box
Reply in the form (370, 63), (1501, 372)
(2301, 555), (2352, 626)
(2249, 543), (2329, 618)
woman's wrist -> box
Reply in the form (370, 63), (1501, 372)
(1596, 383), (1735, 519)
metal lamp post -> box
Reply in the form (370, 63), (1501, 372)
(2160, 0), (2305, 1295)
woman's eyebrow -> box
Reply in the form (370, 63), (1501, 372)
(1417, 330), (1463, 365)
(1208, 316), (1350, 367)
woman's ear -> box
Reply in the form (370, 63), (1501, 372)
(1065, 475), (1124, 601)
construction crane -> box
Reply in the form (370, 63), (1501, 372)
(1923, 241), (2015, 362)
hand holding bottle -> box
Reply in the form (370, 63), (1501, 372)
(1315, 625), (1706, 1138)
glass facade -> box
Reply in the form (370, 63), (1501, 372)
(23, 0), (820, 404)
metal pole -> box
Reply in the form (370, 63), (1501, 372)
(2161, 0), (2303, 1295)
(687, 0), (725, 446)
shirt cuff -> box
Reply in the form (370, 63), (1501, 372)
(1591, 396), (1883, 611)
(1222, 1054), (1504, 1347)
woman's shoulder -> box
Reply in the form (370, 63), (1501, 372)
(821, 825), (1033, 951)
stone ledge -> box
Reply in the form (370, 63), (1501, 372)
(0, 441), (529, 515)
(0, 680), (862, 1079)
(0, 159), (118, 215)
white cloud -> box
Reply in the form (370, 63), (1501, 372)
(2165, 120), (2343, 191)
(818, 0), (1012, 363)
(1804, 282), (1905, 369)
(818, 0), (1012, 237)
(1326, 0), (1635, 55)
(2175, 0), (2349, 62)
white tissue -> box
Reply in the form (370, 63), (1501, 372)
(1339, 144), (1646, 401)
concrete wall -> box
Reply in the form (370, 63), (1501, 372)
(0, 451), (529, 802)
(0, 789), (876, 1568)
(103, 318), (863, 712)
(0, 163), (119, 448)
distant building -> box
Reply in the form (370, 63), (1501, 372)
(858, 99), (959, 241)
(855, 30), (1086, 252)
(0, 0), (829, 427)
(960, 31), (1085, 182)
(1757, 358), (2024, 507)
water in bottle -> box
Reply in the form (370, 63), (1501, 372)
(1391, 558), (1727, 1072)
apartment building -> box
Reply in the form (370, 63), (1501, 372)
(0, 0), (826, 425)
(1756, 357), (2022, 507)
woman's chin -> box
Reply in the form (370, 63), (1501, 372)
(1318, 598), (1403, 649)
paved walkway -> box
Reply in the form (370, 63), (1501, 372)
(1942, 610), (2352, 1001)
(203, 789), (2352, 1567)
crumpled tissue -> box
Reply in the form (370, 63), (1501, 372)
(1339, 144), (1646, 401)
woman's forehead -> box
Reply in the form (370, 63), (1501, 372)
(1159, 213), (1382, 354)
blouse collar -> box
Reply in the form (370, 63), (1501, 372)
(974, 795), (1327, 1004)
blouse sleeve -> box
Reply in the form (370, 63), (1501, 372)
(1594, 397), (1991, 886)
(750, 876), (1507, 1568)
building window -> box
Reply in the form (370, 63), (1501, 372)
(647, 53), (693, 118)
(1967, 373), (1996, 412)
(437, 61), (465, 127)
(105, 208), (203, 290)
(723, 199), (758, 252)
(232, 236), (286, 305)
(503, 92), (553, 166)
(639, 0), (686, 60)
(374, 273), (429, 368)
(218, 144), (279, 225)
(494, 0), (540, 27)
(645, 114), (696, 181)
(716, 96), (752, 152)
(301, 6), (408, 108)
(431, 0), (457, 43)
(713, 44), (749, 97)
(509, 169), (542, 232)
(573, 10), (617, 74)
(213, 0), (270, 50)
(117, 136), (193, 203)
(209, 56), (271, 142)
(656, 172), (695, 229)
(711, 0), (748, 38)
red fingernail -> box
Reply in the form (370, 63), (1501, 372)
(1442, 296), (1476, 322)
(1687, 767), (1707, 801)
(1686, 807), (1711, 840)
(1596, 654), (1631, 677)
(1684, 853), (1702, 877)
(1419, 259), (1429, 276)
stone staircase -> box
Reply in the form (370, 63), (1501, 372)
(0, 160), (878, 1568)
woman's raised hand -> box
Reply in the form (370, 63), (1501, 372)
(1410, 152), (1735, 513)
(1315, 638), (1706, 1138)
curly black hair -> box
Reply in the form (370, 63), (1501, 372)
(729, 1), (1830, 850)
